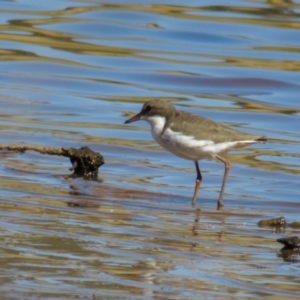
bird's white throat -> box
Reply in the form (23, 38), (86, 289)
(144, 115), (166, 135)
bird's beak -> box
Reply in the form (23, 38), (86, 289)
(124, 113), (141, 124)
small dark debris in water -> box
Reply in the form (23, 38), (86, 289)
(67, 201), (100, 208)
(0, 144), (104, 179)
(277, 237), (300, 262)
(290, 222), (300, 229)
(258, 216), (286, 227)
(277, 236), (300, 251)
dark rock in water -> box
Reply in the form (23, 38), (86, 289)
(277, 236), (300, 250)
(258, 216), (286, 227)
(62, 146), (105, 179)
(290, 222), (300, 229)
(67, 201), (100, 208)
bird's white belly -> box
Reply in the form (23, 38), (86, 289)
(154, 128), (219, 160)
(147, 116), (237, 161)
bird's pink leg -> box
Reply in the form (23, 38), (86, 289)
(215, 155), (231, 210)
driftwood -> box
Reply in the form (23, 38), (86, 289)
(0, 144), (104, 178)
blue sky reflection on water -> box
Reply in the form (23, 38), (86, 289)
(0, 0), (300, 299)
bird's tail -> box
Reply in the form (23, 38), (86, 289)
(256, 136), (267, 142)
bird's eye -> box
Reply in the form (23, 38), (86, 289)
(144, 105), (151, 112)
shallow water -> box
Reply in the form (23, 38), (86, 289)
(0, 0), (300, 299)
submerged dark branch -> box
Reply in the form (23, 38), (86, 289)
(0, 144), (104, 179)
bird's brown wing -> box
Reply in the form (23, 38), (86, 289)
(170, 111), (266, 143)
